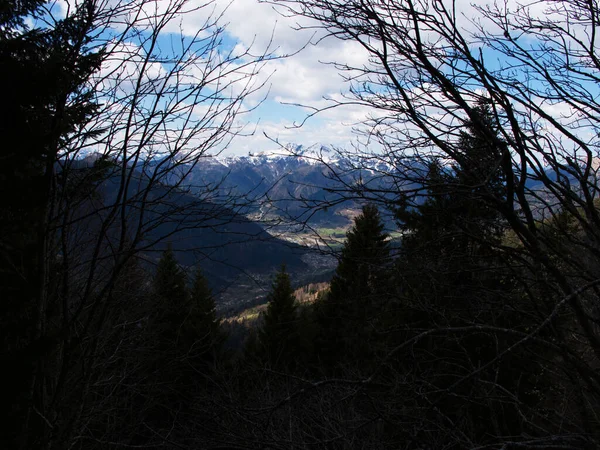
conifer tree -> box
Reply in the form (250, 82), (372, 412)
(0, 3), (103, 447)
(186, 266), (223, 358)
(155, 246), (187, 302)
(395, 102), (507, 316)
(453, 100), (506, 247)
(329, 204), (390, 306)
(394, 102), (507, 320)
(390, 103), (541, 440)
(145, 246), (194, 434)
(258, 265), (298, 366)
(397, 100), (506, 258)
(317, 204), (390, 366)
(152, 245), (188, 349)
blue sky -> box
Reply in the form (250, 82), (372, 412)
(156, 0), (586, 157)
(212, 0), (372, 156)
(119, 0), (375, 156)
(48, 0), (372, 157)
(51, 0), (598, 161)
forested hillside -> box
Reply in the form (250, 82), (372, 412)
(2, 1), (600, 449)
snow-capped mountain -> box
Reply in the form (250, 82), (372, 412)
(219, 144), (394, 172)
(175, 145), (405, 227)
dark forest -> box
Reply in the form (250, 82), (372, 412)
(2, 1), (600, 448)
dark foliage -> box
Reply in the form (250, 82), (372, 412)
(314, 204), (390, 368)
(0, 2), (102, 447)
(258, 265), (299, 367)
(3, 0), (600, 448)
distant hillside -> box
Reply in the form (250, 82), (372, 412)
(177, 148), (599, 227)
(64, 159), (320, 309)
(167, 147), (409, 229)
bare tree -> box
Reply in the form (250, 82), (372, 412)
(242, 0), (600, 446)
(1, 0), (276, 448)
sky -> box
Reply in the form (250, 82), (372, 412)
(205, 0), (373, 156)
(144, 0), (585, 158)
(47, 0), (373, 157)
(50, 0), (599, 161)
(122, 0), (377, 156)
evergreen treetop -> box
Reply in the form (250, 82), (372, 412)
(190, 266), (218, 325)
(154, 245), (187, 306)
(315, 204), (391, 368)
(397, 99), (506, 256)
(329, 204), (390, 304)
(187, 266), (224, 357)
(258, 265), (298, 365)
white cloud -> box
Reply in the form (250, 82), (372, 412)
(56, 0), (372, 154)
(221, 99), (382, 156)
(66, 0), (600, 158)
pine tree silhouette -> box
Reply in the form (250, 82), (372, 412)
(259, 265), (298, 367)
(187, 266), (223, 359)
(316, 204), (390, 367)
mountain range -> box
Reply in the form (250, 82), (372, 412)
(71, 147), (590, 310)
(168, 146), (406, 229)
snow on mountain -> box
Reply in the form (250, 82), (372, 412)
(220, 145), (336, 167)
(212, 144), (396, 174)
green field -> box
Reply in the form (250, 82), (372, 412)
(314, 227), (348, 239)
